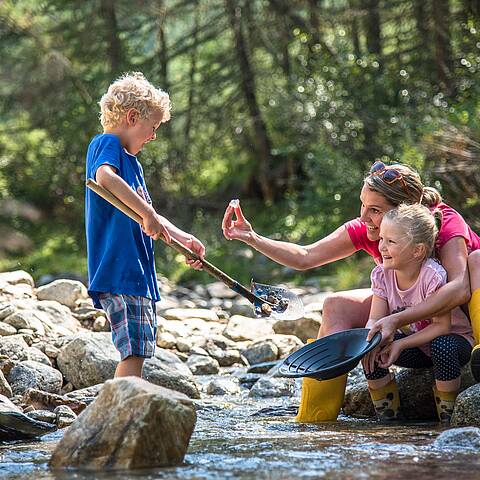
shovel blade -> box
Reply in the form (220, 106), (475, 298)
(251, 281), (304, 320)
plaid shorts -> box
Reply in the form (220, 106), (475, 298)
(98, 293), (157, 360)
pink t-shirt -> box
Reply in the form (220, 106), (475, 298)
(345, 202), (480, 261)
(371, 258), (474, 355)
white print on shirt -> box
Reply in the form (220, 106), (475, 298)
(136, 185), (152, 204)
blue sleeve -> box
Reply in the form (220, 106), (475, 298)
(87, 135), (123, 180)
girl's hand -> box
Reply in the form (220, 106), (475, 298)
(184, 236), (205, 271)
(377, 341), (404, 368)
(362, 346), (381, 375)
(222, 202), (254, 243)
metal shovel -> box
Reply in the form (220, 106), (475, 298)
(86, 179), (304, 320)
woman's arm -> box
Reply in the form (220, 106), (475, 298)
(222, 203), (357, 270)
(367, 237), (470, 342)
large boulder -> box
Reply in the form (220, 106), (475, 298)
(451, 383), (480, 427)
(0, 334), (50, 364)
(272, 314), (322, 343)
(49, 377), (196, 470)
(223, 315), (274, 341)
(7, 361), (63, 395)
(36, 279), (88, 309)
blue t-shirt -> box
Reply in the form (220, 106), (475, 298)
(85, 134), (160, 308)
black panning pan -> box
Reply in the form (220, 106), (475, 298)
(278, 328), (382, 381)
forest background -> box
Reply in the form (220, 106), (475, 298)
(0, 0), (479, 291)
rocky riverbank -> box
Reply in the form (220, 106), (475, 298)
(0, 270), (479, 469)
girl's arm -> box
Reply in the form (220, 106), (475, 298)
(378, 312), (451, 368)
(367, 237), (470, 343)
(222, 203), (357, 270)
(363, 295), (390, 374)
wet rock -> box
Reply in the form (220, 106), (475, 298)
(344, 380), (375, 418)
(206, 347), (242, 367)
(223, 315), (275, 342)
(7, 360), (63, 396)
(143, 350), (200, 399)
(451, 384), (480, 427)
(249, 377), (294, 398)
(54, 405), (77, 428)
(26, 409), (57, 424)
(49, 377), (196, 470)
(36, 279), (88, 309)
(433, 427), (480, 450)
(241, 340), (279, 365)
(272, 314), (321, 343)
(0, 321), (16, 336)
(186, 354), (220, 375)
(206, 378), (240, 395)
(65, 384), (102, 405)
(247, 361), (279, 374)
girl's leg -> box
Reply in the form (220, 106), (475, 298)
(468, 250), (480, 381)
(430, 334), (472, 423)
(296, 289), (372, 423)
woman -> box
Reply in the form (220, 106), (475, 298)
(222, 162), (480, 422)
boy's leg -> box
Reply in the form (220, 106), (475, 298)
(430, 334), (472, 423)
(115, 355), (145, 378)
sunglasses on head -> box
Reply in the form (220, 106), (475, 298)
(369, 161), (409, 193)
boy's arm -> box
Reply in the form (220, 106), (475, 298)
(96, 166), (205, 266)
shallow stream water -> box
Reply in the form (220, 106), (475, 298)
(1, 390), (479, 480)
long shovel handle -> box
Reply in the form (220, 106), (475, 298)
(85, 179), (260, 304)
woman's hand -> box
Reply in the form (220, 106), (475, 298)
(377, 341), (404, 368)
(222, 202), (254, 243)
(366, 314), (399, 345)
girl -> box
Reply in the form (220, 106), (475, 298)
(222, 162), (480, 422)
(362, 204), (474, 423)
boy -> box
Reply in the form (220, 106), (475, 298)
(85, 72), (205, 378)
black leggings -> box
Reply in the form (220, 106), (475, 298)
(364, 332), (472, 382)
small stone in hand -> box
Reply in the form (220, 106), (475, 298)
(229, 199), (240, 208)
(261, 303), (272, 316)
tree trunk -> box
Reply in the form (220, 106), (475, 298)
(432, 0), (454, 94)
(99, 0), (122, 74)
(225, 0), (274, 202)
(349, 0), (362, 57)
(363, 0), (382, 56)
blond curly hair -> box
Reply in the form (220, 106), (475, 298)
(99, 72), (171, 128)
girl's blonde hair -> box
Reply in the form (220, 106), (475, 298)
(99, 72), (171, 128)
(383, 203), (441, 258)
(364, 163), (442, 208)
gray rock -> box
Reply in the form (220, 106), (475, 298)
(433, 427), (480, 450)
(56, 332), (118, 389)
(451, 383), (480, 427)
(249, 377), (295, 398)
(0, 271), (34, 287)
(0, 304), (16, 321)
(163, 308), (219, 322)
(186, 354), (220, 375)
(272, 314), (322, 343)
(36, 279), (88, 309)
(241, 340), (279, 365)
(223, 315), (275, 342)
(7, 360), (63, 395)
(3, 310), (47, 336)
(26, 409), (57, 424)
(0, 371), (12, 398)
(49, 377), (196, 470)
(0, 321), (17, 336)
(206, 378), (240, 395)
(54, 405), (77, 428)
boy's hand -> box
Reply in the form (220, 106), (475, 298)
(183, 236), (205, 270)
(142, 212), (172, 243)
(377, 341), (403, 368)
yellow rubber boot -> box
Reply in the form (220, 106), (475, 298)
(295, 374), (348, 422)
(433, 386), (458, 424)
(469, 288), (480, 382)
(368, 377), (401, 421)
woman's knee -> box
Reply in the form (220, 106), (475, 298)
(321, 292), (370, 334)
